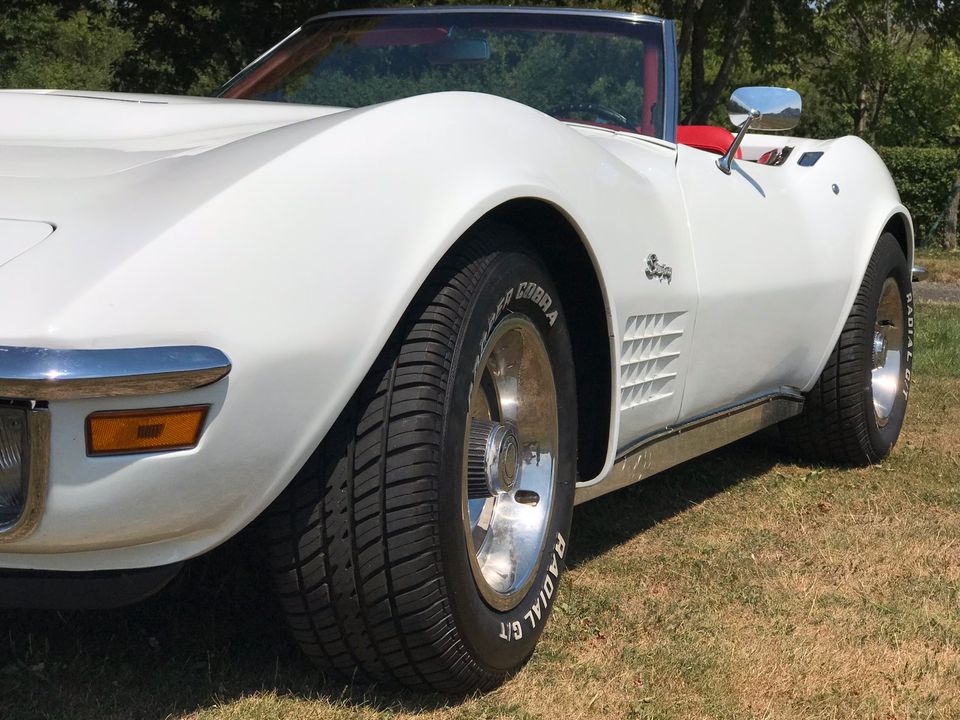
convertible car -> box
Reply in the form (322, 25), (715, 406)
(0, 6), (918, 693)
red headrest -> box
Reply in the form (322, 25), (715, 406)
(677, 125), (742, 159)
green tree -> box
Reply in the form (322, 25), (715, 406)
(0, 2), (130, 90)
(110, 1), (385, 95)
(660, 0), (813, 124)
(804, 0), (960, 145)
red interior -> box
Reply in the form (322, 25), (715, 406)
(677, 125), (742, 158)
(640, 43), (659, 137)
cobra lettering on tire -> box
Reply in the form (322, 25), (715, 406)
(265, 223), (577, 693)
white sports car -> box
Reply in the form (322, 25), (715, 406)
(0, 6), (919, 693)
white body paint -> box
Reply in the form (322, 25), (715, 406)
(0, 63), (910, 572)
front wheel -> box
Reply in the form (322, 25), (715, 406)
(781, 232), (914, 464)
(265, 227), (577, 693)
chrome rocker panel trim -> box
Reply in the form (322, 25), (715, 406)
(0, 345), (231, 400)
(575, 390), (805, 505)
(912, 266), (928, 282)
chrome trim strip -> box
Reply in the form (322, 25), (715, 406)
(0, 406), (50, 542)
(616, 388), (804, 459)
(575, 391), (804, 505)
(912, 266), (928, 282)
(0, 346), (231, 400)
(309, 7), (666, 25)
(661, 20), (679, 144)
(218, 26), (303, 96)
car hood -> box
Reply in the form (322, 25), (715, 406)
(0, 90), (346, 179)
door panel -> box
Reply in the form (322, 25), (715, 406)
(675, 144), (848, 418)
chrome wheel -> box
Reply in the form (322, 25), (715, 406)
(462, 315), (558, 611)
(872, 277), (904, 428)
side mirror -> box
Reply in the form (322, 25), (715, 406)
(729, 86), (801, 131)
(717, 86), (802, 174)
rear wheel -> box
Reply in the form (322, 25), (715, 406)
(265, 227), (577, 693)
(781, 232), (913, 464)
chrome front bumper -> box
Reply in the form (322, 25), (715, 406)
(0, 345), (231, 542)
(0, 345), (230, 400)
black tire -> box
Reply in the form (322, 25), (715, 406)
(265, 226), (577, 693)
(781, 232), (913, 465)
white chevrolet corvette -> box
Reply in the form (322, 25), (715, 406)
(0, 6), (920, 693)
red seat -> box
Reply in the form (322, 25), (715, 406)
(677, 125), (742, 159)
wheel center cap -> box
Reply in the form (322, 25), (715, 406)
(873, 330), (888, 369)
(468, 420), (523, 496)
(498, 433), (519, 490)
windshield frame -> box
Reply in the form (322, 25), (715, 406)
(217, 6), (679, 144)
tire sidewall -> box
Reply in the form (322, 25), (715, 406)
(863, 234), (914, 454)
(437, 246), (577, 674)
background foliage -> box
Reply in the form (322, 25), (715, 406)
(1, 0), (958, 245)
(878, 148), (959, 244)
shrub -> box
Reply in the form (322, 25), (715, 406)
(877, 147), (958, 248)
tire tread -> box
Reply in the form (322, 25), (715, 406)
(781, 235), (907, 465)
(265, 234), (509, 692)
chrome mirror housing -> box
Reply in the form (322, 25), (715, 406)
(728, 86), (801, 131)
(717, 86), (802, 174)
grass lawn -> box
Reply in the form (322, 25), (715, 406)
(1, 302), (958, 720)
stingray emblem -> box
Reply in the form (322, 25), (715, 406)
(645, 254), (673, 283)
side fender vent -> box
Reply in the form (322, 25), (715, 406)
(620, 312), (687, 410)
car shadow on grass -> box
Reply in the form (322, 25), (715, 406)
(568, 436), (781, 569)
(0, 531), (461, 720)
(0, 438), (781, 720)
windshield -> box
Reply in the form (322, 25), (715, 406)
(219, 11), (666, 139)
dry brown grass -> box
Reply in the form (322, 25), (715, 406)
(915, 250), (960, 284)
(1, 302), (958, 720)
(902, 376), (960, 455)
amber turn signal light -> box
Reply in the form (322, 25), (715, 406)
(86, 406), (210, 456)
